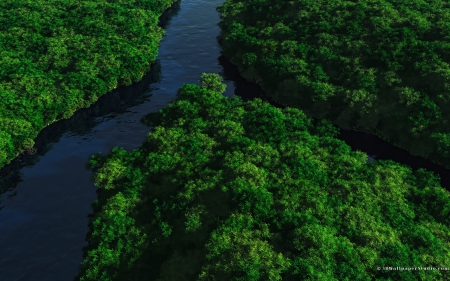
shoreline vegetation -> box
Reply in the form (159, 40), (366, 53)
(76, 73), (450, 280)
(3, 0), (450, 280)
(0, 0), (178, 169)
(216, 0), (450, 169)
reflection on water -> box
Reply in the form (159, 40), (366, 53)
(0, 59), (162, 198)
(1, 0), (449, 280)
(0, 1), (234, 280)
(218, 53), (450, 191)
(366, 155), (378, 163)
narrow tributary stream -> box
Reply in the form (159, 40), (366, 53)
(0, 1), (449, 281)
(218, 56), (450, 190)
(0, 1), (235, 280)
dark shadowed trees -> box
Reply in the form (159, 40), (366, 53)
(217, 0), (450, 168)
(0, 0), (178, 169)
(76, 74), (450, 281)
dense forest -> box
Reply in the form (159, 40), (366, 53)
(3, 0), (450, 280)
(0, 0), (177, 169)
(75, 73), (450, 281)
(217, 0), (450, 168)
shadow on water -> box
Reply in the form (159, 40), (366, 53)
(217, 46), (450, 193)
(0, 0), (437, 277)
(158, 0), (181, 29)
(0, 62), (160, 201)
(0, 0), (182, 205)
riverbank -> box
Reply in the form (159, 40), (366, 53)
(217, 53), (450, 194)
(0, 0), (178, 170)
(77, 73), (450, 280)
(216, 0), (450, 169)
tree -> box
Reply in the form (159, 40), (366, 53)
(77, 74), (450, 280)
(0, 0), (178, 169)
(217, 0), (450, 168)
(198, 73), (227, 94)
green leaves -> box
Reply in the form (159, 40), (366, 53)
(184, 204), (206, 233)
(396, 86), (421, 106)
(0, 118), (32, 136)
(241, 99), (288, 145)
(217, 0), (450, 167)
(200, 212), (290, 281)
(91, 147), (132, 191)
(199, 72), (227, 94)
(0, 0), (177, 169)
(430, 132), (450, 161)
(21, 138), (35, 150)
(79, 73), (450, 281)
(242, 52), (258, 65)
(0, 130), (14, 164)
(406, 95), (442, 135)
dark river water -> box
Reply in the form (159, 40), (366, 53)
(0, 1), (449, 280)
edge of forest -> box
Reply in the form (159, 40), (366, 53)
(0, 0), (179, 169)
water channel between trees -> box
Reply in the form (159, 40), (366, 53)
(0, 1), (449, 280)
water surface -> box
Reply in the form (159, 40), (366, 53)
(1, 1), (449, 280)
(0, 1), (234, 280)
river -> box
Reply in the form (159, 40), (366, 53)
(0, 0), (449, 280)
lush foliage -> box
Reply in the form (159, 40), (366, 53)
(76, 73), (450, 281)
(0, 0), (177, 169)
(217, 0), (450, 167)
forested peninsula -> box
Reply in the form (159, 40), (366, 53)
(0, 0), (177, 169)
(4, 0), (450, 280)
(217, 0), (450, 168)
(75, 74), (450, 281)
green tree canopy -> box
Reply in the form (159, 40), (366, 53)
(216, 0), (450, 168)
(0, 0), (178, 169)
(76, 74), (450, 281)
